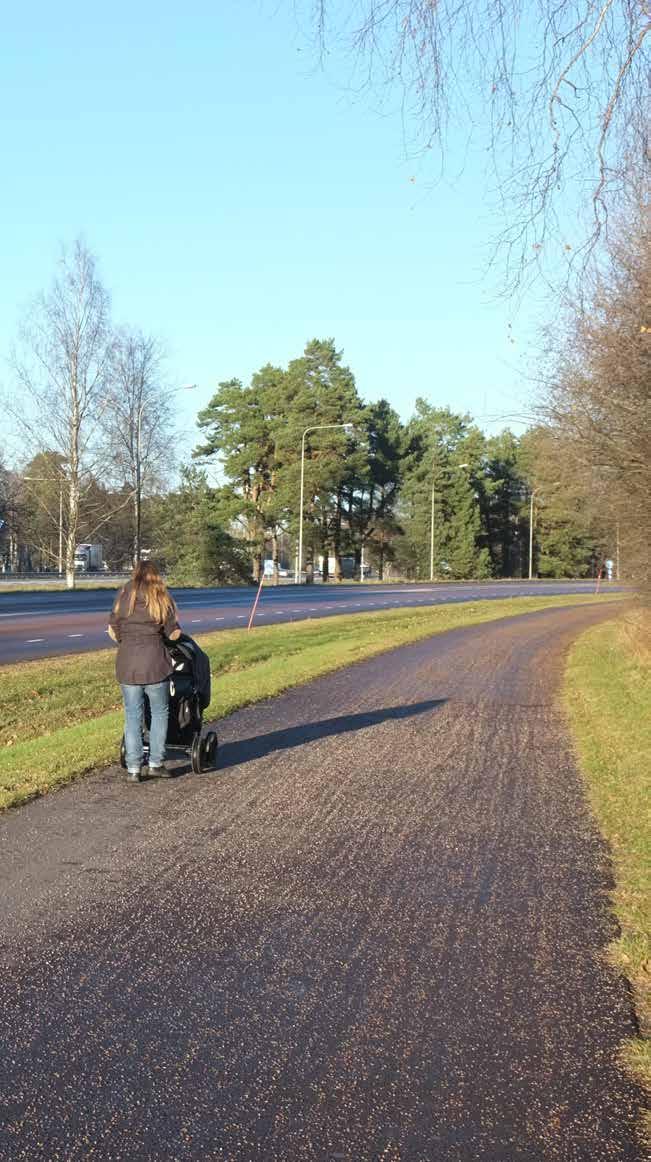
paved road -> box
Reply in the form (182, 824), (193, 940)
(0, 579), (615, 664)
(0, 603), (643, 1160)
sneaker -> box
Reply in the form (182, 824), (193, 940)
(126, 768), (142, 783)
(149, 762), (172, 778)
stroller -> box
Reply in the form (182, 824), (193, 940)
(119, 634), (218, 774)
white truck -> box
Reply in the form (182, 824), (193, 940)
(74, 543), (103, 572)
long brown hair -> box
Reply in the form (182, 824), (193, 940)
(114, 561), (177, 626)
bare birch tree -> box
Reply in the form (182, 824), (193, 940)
(104, 329), (174, 565)
(299, 1), (650, 291)
(540, 201), (650, 586)
(9, 240), (113, 588)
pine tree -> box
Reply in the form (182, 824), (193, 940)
(277, 339), (364, 580)
(359, 399), (405, 580)
(482, 430), (525, 577)
(194, 366), (288, 581)
(395, 402), (488, 579)
(155, 468), (251, 585)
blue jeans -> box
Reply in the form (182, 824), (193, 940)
(120, 681), (169, 771)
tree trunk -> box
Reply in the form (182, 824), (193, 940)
(65, 532), (77, 590)
(133, 482), (141, 566)
(272, 530), (280, 586)
(65, 461), (79, 590)
(378, 538), (385, 581)
(321, 528), (329, 582)
(332, 520), (342, 581)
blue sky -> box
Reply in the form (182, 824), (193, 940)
(1, 1), (543, 460)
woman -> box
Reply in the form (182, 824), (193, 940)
(108, 561), (181, 783)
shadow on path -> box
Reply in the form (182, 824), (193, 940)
(215, 698), (447, 772)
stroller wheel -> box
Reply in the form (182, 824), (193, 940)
(204, 731), (218, 770)
(119, 735), (127, 770)
(191, 733), (203, 774)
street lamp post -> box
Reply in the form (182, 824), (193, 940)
(430, 463), (469, 582)
(297, 423), (354, 584)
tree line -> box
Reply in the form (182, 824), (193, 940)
(1, 241), (174, 586)
(187, 343), (609, 585)
(1, 231), (644, 589)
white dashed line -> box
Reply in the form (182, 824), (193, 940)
(191, 619), (202, 623)
(214, 616), (225, 621)
(236, 615), (246, 619)
(26, 638), (45, 643)
(67, 634), (84, 638)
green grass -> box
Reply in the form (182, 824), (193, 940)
(0, 581), (126, 592)
(564, 610), (650, 1124)
(0, 592), (621, 812)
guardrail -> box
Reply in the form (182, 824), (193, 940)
(0, 572), (132, 584)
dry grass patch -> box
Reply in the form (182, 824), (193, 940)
(564, 607), (650, 1133)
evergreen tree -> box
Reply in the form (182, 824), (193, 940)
(395, 402), (488, 579)
(359, 399), (405, 580)
(483, 430), (526, 577)
(277, 339), (364, 580)
(155, 468), (251, 585)
(519, 427), (606, 577)
(194, 366), (288, 581)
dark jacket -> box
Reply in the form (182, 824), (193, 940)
(109, 584), (181, 686)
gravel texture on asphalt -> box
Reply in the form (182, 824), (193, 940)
(0, 604), (645, 1161)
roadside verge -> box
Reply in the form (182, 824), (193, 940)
(1, 594), (622, 812)
(564, 609), (650, 1131)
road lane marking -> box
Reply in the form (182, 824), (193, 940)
(67, 634), (84, 638)
(214, 616), (225, 620)
(26, 638), (45, 643)
(0, 608), (85, 618)
(237, 615), (246, 619)
(191, 619), (202, 623)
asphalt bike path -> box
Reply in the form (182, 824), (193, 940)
(0, 579), (615, 664)
(0, 603), (643, 1159)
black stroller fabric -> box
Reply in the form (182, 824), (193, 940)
(167, 634), (211, 709)
(143, 634), (211, 747)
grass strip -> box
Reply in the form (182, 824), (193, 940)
(0, 581), (125, 593)
(1, 592), (621, 812)
(564, 610), (650, 1125)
